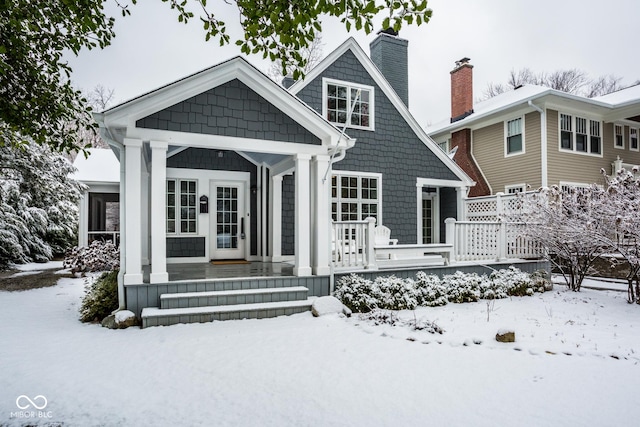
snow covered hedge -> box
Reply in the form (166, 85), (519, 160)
(64, 240), (120, 275)
(335, 267), (550, 313)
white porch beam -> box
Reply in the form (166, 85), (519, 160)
(149, 140), (169, 283)
(312, 155), (331, 276)
(270, 175), (283, 262)
(123, 138), (144, 285)
(294, 154), (312, 277)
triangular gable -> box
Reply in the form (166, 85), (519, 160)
(289, 38), (474, 186)
(97, 57), (354, 150)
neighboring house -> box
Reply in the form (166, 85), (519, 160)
(72, 148), (120, 246)
(427, 59), (640, 197)
(94, 32), (473, 288)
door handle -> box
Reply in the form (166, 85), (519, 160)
(240, 217), (245, 239)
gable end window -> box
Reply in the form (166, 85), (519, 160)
(630, 128), (638, 151)
(323, 79), (374, 130)
(614, 124), (625, 149)
(505, 117), (524, 155)
(167, 179), (197, 234)
(559, 113), (602, 156)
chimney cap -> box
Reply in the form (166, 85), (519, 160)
(455, 57), (471, 67)
(377, 27), (399, 37)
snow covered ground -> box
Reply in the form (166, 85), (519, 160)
(1, 272), (639, 427)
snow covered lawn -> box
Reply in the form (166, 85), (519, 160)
(1, 275), (639, 426)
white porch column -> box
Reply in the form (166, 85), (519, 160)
(123, 138), (143, 285)
(312, 155), (331, 275)
(149, 140), (168, 283)
(456, 186), (468, 220)
(78, 190), (89, 247)
(294, 154), (312, 276)
(270, 175), (283, 262)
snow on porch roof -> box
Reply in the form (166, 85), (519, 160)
(72, 148), (120, 184)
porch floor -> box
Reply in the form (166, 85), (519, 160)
(142, 262), (295, 283)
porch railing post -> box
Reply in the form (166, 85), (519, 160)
(498, 218), (507, 261)
(365, 217), (376, 269)
(445, 218), (457, 264)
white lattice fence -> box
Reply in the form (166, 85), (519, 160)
(464, 192), (534, 221)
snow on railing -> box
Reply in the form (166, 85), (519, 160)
(445, 219), (542, 262)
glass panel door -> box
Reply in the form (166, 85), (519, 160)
(210, 181), (245, 260)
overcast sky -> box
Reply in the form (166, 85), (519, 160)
(68, 0), (640, 127)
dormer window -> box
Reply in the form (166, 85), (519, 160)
(323, 78), (374, 131)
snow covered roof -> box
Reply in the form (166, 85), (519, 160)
(592, 83), (640, 106)
(72, 148), (120, 184)
(427, 83), (640, 136)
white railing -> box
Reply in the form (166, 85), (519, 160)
(331, 218), (376, 270)
(445, 218), (542, 263)
(330, 218), (543, 271)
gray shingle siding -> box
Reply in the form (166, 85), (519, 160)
(296, 50), (461, 243)
(167, 148), (258, 256)
(136, 79), (321, 145)
(281, 174), (295, 255)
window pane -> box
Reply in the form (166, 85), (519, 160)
(508, 134), (522, 153)
(576, 134), (587, 152)
(561, 130), (573, 149)
(590, 136), (601, 154)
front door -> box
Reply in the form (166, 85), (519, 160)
(421, 192), (438, 244)
(210, 181), (246, 260)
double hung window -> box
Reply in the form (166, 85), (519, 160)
(559, 113), (602, 155)
(505, 117), (523, 155)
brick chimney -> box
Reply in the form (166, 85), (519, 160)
(370, 29), (409, 106)
(450, 57), (473, 123)
(448, 58), (490, 196)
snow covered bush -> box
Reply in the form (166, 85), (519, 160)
(334, 274), (382, 313)
(64, 240), (120, 274)
(0, 141), (85, 268)
(376, 275), (419, 310)
(80, 270), (119, 323)
(415, 272), (448, 307)
(335, 267), (547, 312)
(489, 265), (534, 296)
(358, 309), (444, 334)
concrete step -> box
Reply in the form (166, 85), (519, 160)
(141, 299), (313, 328)
(160, 286), (309, 309)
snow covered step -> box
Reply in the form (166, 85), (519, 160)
(159, 286), (309, 309)
(141, 299), (313, 328)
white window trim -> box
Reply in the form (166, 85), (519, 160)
(505, 184), (527, 194)
(558, 112), (603, 158)
(322, 78), (375, 131)
(331, 170), (382, 224)
(167, 178), (198, 235)
(614, 124), (625, 150)
(629, 127), (639, 152)
(504, 116), (525, 157)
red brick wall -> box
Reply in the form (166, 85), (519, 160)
(450, 128), (491, 197)
(450, 64), (473, 121)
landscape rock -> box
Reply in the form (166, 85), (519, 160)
(312, 296), (351, 317)
(101, 314), (117, 329)
(496, 329), (516, 343)
(115, 310), (139, 328)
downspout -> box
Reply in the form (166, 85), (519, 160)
(94, 113), (127, 311)
(528, 100), (547, 187)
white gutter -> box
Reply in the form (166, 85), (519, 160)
(93, 113), (127, 312)
(528, 100), (548, 187)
